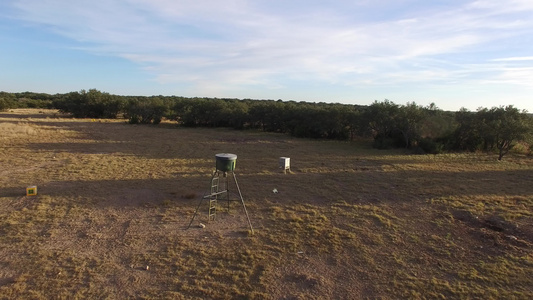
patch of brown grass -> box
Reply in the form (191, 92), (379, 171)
(0, 109), (532, 299)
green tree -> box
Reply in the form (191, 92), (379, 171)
(54, 89), (123, 118)
(223, 99), (250, 129)
(420, 103), (455, 139)
(487, 106), (531, 160)
(396, 102), (426, 148)
(126, 97), (168, 124)
(451, 108), (483, 151)
(362, 100), (402, 149)
(0, 92), (16, 111)
(450, 106), (532, 160)
(249, 101), (288, 133)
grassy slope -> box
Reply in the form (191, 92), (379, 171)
(0, 109), (532, 299)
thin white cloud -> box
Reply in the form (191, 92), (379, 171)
(492, 56), (533, 62)
(6, 0), (533, 101)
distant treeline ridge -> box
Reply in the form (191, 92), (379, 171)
(1, 90), (532, 159)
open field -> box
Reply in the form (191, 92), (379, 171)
(1, 109), (532, 299)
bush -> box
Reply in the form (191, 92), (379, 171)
(54, 89), (124, 118)
(373, 136), (396, 149)
(0, 92), (17, 110)
(418, 137), (444, 154)
(0, 98), (9, 111)
(510, 142), (530, 155)
(125, 97), (167, 125)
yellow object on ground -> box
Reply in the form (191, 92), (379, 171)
(26, 186), (37, 196)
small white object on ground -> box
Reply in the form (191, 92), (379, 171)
(272, 188), (278, 194)
(199, 223), (206, 228)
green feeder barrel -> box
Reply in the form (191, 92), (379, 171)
(215, 153), (237, 172)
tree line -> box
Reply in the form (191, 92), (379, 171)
(1, 89), (532, 160)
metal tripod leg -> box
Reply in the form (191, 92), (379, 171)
(186, 171), (217, 229)
(232, 172), (254, 234)
(186, 170), (253, 234)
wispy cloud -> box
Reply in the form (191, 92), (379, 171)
(5, 0), (533, 102)
(492, 56), (533, 62)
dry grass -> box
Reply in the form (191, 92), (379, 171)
(0, 109), (532, 299)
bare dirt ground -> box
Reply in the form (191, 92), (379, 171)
(0, 109), (532, 299)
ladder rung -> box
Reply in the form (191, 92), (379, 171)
(203, 190), (227, 198)
(208, 203), (216, 220)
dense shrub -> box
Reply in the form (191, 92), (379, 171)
(54, 89), (124, 118)
(126, 97), (168, 125)
(0, 97), (10, 111)
(418, 137), (444, 154)
(0, 92), (54, 110)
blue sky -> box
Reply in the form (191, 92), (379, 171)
(1, 0), (532, 112)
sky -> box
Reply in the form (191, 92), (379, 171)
(1, 0), (533, 112)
